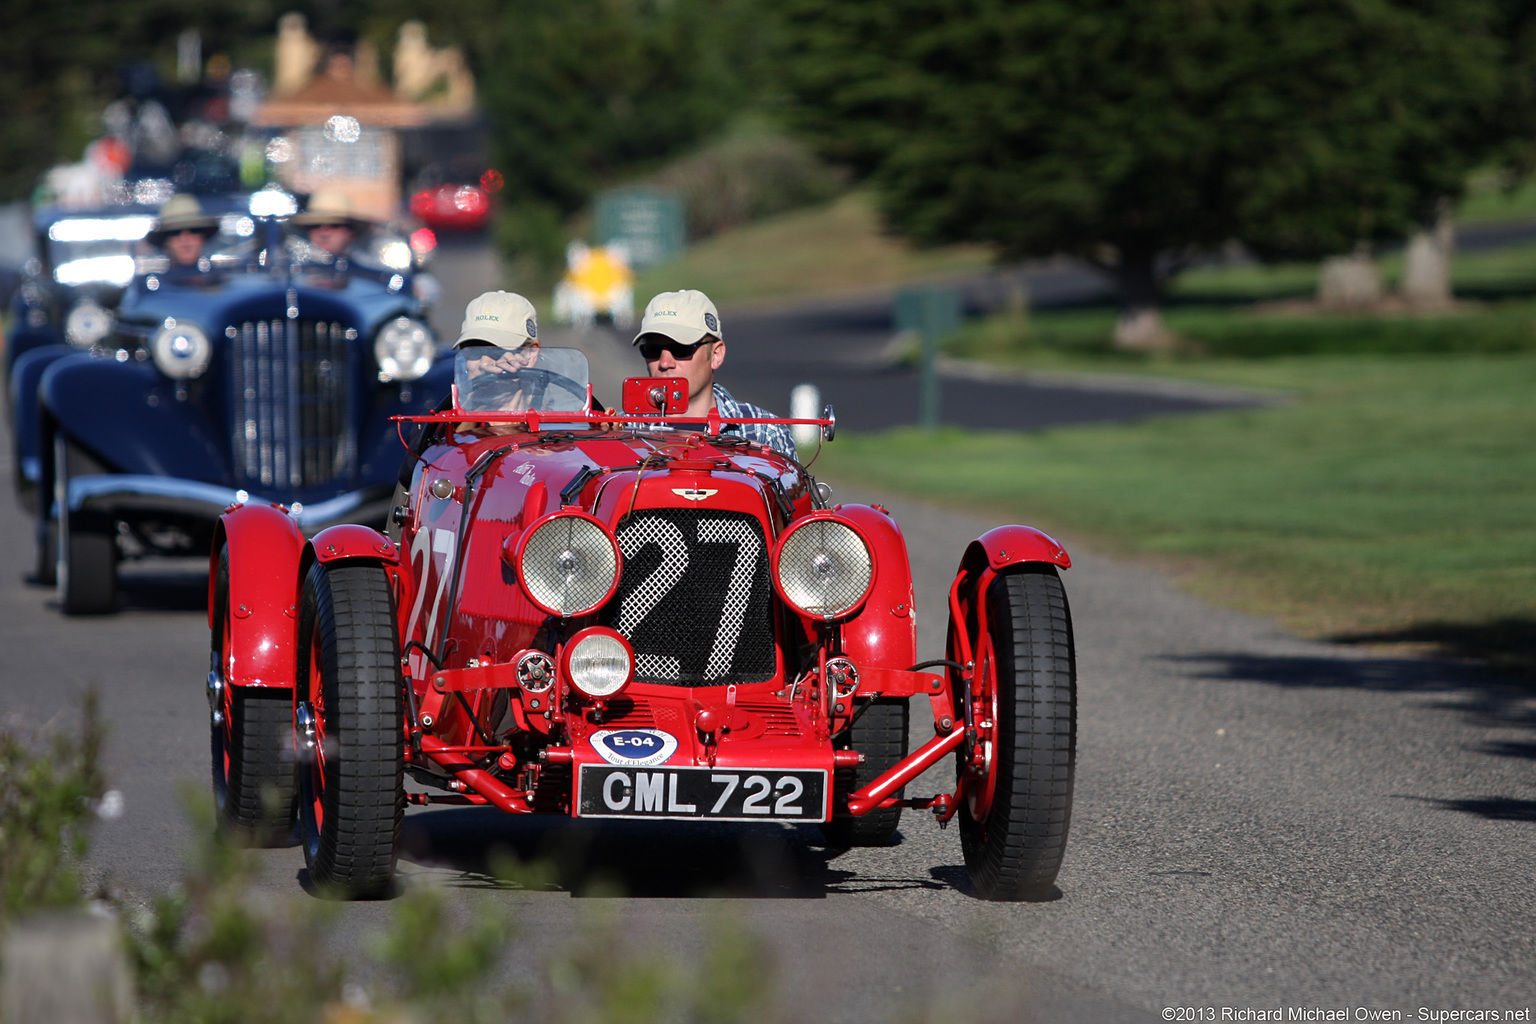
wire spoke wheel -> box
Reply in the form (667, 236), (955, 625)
(296, 561), (403, 899)
(209, 547), (296, 845)
(958, 567), (1076, 901)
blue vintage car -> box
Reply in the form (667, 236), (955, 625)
(24, 193), (452, 613)
(7, 192), (257, 491)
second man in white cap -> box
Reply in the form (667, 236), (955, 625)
(632, 289), (796, 459)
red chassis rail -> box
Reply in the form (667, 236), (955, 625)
(395, 405), (833, 437)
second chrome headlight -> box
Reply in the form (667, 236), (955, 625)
(773, 516), (874, 621)
(513, 512), (621, 618)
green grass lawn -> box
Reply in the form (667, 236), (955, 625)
(816, 354), (1536, 677)
(632, 191), (994, 307)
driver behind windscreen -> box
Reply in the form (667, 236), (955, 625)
(455, 290), (542, 434)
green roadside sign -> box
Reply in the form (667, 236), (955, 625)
(594, 187), (685, 268)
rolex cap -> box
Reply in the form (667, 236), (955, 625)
(454, 290), (540, 349)
(631, 289), (721, 347)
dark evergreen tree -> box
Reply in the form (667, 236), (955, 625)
(776, 0), (1506, 345)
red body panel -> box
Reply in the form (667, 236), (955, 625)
(212, 503), (305, 690)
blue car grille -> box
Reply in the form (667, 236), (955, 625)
(229, 318), (356, 491)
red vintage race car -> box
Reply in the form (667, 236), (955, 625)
(207, 347), (1076, 901)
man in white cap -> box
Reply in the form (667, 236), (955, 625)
(453, 290), (543, 430)
(390, 290), (544, 521)
(632, 289), (796, 459)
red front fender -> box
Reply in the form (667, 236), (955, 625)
(964, 524), (1070, 574)
(310, 524), (400, 565)
(212, 504), (305, 690)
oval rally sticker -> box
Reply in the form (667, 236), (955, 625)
(590, 729), (679, 767)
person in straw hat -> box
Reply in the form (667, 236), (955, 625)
(291, 187), (370, 261)
(147, 193), (219, 268)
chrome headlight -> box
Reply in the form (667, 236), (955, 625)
(773, 516), (874, 620)
(561, 627), (633, 699)
(150, 318), (212, 379)
(374, 317), (435, 381)
(513, 512), (622, 618)
(65, 301), (114, 348)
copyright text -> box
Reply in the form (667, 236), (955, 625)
(1160, 1009), (1531, 1022)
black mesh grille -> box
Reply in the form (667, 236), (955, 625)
(604, 508), (776, 686)
(230, 318), (355, 490)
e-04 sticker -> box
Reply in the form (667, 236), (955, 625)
(590, 729), (679, 766)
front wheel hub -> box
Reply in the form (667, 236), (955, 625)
(206, 671), (224, 725)
(295, 702), (318, 763)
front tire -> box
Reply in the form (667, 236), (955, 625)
(210, 547), (297, 844)
(822, 698), (909, 847)
(296, 561), (403, 899)
(54, 433), (116, 615)
(958, 567), (1076, 901)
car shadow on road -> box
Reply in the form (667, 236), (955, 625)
(1172, 650), (1536, 740)
(1176, 650), (1536, 824)
(1406, 796), (1536, 822)
(397, 808), (959, 899)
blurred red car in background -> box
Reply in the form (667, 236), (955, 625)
(409, 181), (491, 232)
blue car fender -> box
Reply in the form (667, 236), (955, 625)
(10, 344), (75, 487)
(40, 356), (229, 481)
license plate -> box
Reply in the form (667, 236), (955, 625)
(576, 765), (828, 822)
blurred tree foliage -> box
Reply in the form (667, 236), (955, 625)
(0, 0), (282, 200)
(475, 0), (772, 271)
(774, 0), (1519, 335)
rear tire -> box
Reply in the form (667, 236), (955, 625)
(210, 548), (297, 844)
(54, 434), (116, 615)
(296, 561), (403, 899)
(33, 519), (57, 586)
(959, 567), (1076, 901)
(821, 697), (908, 847)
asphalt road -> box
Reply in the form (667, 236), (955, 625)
(3, 244), (1533, 1021)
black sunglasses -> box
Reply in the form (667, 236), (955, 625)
(638, 337), (710, 361)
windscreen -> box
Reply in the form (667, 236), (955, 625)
(454, 345), (591, 417)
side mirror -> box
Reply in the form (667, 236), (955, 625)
(821, 403), (836, 441)
(621, 376), (688, 415)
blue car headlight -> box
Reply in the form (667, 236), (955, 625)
(374, 317), (434, 381)
(150, 318), (212, 379)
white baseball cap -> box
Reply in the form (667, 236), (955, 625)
(454, 290), (539, 349)
(631, 289), (721, 347)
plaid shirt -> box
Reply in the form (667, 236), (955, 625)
(710, 383), (799, 460)
(634, 383), (798, 461)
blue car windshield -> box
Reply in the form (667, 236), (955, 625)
(454, 346), (590, 417)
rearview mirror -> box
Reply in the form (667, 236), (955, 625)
(621, 376), (688, 415)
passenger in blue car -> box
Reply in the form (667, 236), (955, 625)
(290, 188), (370, 266)
(147, 194), (219, 281)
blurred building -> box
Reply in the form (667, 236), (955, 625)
(254, 15), (478, 225)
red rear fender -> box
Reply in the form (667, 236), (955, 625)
(836, 504), (916, 671)
(213, 504), (305, 690)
